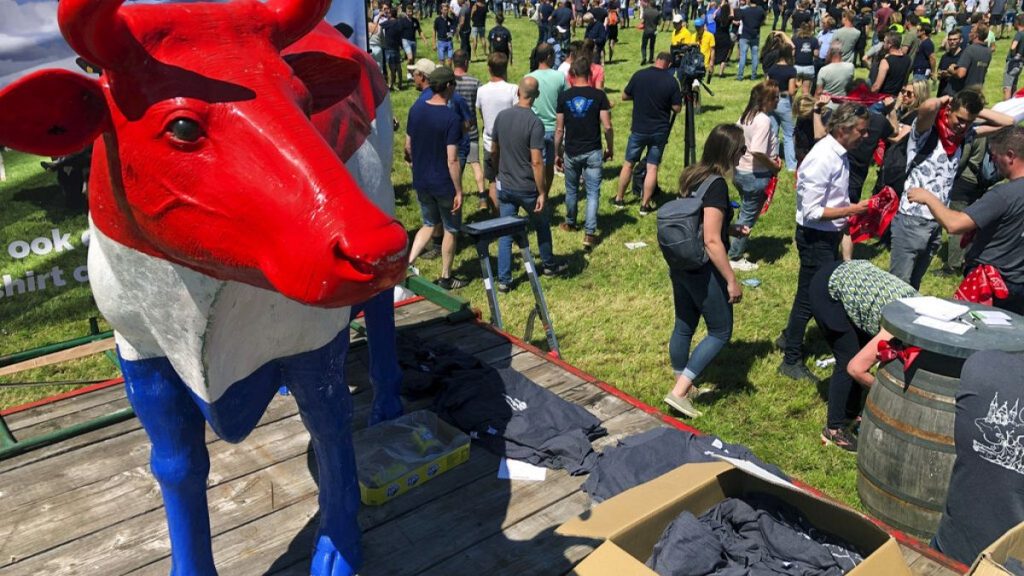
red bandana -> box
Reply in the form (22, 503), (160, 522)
(759, 176), (779, 216)
(955, 265), (1010, 306)
(876, 339), (922, 372)
(934, 104), (964, 156)
(848, 186), (899, 244)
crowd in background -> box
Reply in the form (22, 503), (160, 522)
(368, 0), (1024, 563)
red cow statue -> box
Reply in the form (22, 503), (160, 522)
(0, 0), (408, 574)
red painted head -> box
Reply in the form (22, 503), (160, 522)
(0, 0), (408, 308)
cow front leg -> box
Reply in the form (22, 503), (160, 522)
(282, 334), (361, 576)
(121, 355), (216, 576)
(360, 290), (403, 426)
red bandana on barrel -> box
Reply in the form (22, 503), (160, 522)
(934, 104), (965, 156)
(876, 339), (922, 371)
(848, 186), (899, 243)
(955, 265), (1009, 306)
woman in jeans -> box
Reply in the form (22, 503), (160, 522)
(765, 43), (798, 170)
(729, 80), (781, 272)
(663, 124), (750, 418)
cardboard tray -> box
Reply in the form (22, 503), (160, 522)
(968, 520), (1024, 576)
(557, 461), (912, 575)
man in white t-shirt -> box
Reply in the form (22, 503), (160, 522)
(476, 52), (519, 209)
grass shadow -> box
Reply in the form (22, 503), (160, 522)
(696, 339), (774, 402)
(745, 236), (790, 264)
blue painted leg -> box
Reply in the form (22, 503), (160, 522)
(121, 354), (217, 576)
(280, 334), (362, 576)
(360, 290), (403, 426)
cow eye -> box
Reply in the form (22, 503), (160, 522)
(166, 118), (204, 143)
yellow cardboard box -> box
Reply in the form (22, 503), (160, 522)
(557, 461), (913, 576)
(968, 521), (1024, 576)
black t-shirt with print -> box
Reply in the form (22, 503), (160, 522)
(557, 86), (612, 156)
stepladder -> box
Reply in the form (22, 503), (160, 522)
(463, 216), (560, 358)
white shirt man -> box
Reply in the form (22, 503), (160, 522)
(795, 135), (853, 232)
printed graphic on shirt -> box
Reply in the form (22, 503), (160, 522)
(504, 394), (528, 411)
(567, 96), (596, 119)
(973, 392), (1024, 475)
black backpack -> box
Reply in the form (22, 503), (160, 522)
(874, 128), (940, 197)
(657, 176), (722, 272)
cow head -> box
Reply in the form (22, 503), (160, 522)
(0, 0), (408, 308)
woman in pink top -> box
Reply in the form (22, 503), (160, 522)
(728, 80), (782, 271)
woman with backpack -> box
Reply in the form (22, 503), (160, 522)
(661, 124), (750, 418)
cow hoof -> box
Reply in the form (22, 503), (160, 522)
(310, 535), (358, 576)
(368, 396), (403, 426)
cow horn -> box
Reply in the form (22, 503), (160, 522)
(265, 0), (332, 49)
(58, 0), (138, 72)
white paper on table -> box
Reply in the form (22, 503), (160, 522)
(710, 454), (797, 491)
(497, 458), (547, 481)
(974, 311), (1013, 326)
(624, 241), (648, 250)
(913, 315), (972, 335)
(899, 296), (970, 322)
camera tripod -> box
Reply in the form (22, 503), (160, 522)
(676, 74), (715, 167)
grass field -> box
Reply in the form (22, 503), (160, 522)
(0, 17), (1008, 507)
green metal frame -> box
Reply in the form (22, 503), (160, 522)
(0, 282), (471, 460)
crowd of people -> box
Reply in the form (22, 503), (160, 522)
(372, 0), (1024, 562)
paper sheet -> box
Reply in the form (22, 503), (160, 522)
(624, 241), (648, 250)
(710, 454), (797, 491)
(913, 315), (972, 335)
(498, 458), (547, 481)
(899, 296), (970, 322)
(973, 311), (1013, 326)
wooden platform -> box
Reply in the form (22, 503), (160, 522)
(0, 298), (963, 575)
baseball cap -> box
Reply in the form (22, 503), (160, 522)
(428, 66), (456, 85)
(672, 13), (683, 23)
(408, 58), (436, 76)
(694, 17), (705, 26)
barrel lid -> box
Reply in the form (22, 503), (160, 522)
(881, 300), (1024, 358)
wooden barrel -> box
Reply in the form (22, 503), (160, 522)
(857, 301), (1024, 541)
(857, 351), (961, 540)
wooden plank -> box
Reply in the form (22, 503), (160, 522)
(0, 339), (116, 378)
(11, 396), (132, 441)
(908, 548), (962, 576)
(4, 384), (126, 432)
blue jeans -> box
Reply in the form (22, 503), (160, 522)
(773, 96), (797, 170)
(737, 37), (760, 79)
(436, 40), (453, 61)
(728, 170), (771, 260)
(542, 131), (556, 167)
(497, 188), (555, 284)
(669, 265), (733, 381)
(563, 149), (603, 234)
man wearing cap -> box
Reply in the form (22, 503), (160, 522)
(406, 66), (470, 290)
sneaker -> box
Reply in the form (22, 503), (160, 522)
(638, 203), (655, 216)
(583, 234), (598, 249)
(729, 258), (759, 272)
(612, 197), (626, 209)
(435, 276), (469, 290)
(540, 261), (569, 276)
(559, 222), (578, 232)
(478, 195), (489, 210)
(420, 245), (441, 260)
(774, 332), (786, 351)
(664, 393), (702, 418)
(821, 426), (858, 452)
(496, 281), (512, 293)
(777, 361), (817, 383)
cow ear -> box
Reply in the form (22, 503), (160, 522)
(0, 69), (108, 157)
(284, 52), (361, 114)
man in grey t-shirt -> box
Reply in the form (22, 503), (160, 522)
(832, 10), (861, 64)
(491, 76), (568, 291)
(815, 46), (854, 103)
(956, 23), (993, 88)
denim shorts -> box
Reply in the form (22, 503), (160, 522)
(794, 64), (815, 79)
(436, 40), (454, 60)
(624, 131), (670, 166)
(402, 39), (416, 57)
(416, 189), (462, 233)
(384, 48), (402, 66)
(542, 131), (556, 167)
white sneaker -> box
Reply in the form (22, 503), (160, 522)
(729, 258), (759, 272)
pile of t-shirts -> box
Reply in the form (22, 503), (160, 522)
(583, 428), (788, 503)
(396, 334), (607, 475)
(646, 493), (864, 576)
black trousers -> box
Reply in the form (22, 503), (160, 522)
(783, 226), (842, 365)
(641, 32), (657, 62)
(809, 261), (872, 429)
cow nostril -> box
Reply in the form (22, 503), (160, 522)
(333, 242), (376, 276)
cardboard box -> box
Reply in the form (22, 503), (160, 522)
(968, 521), (1024, 575)
(353, 410), (470, 506)
(557, 461), (912, 576)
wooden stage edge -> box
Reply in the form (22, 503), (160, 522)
(0, 297), (964, 576)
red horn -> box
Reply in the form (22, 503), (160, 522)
(265, 0), (332, 49)
(58, 0), (138, 72)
